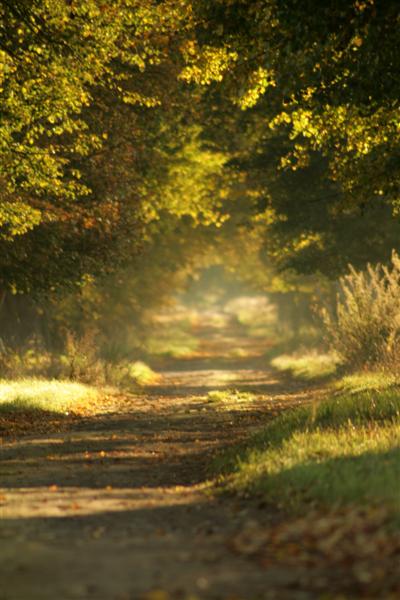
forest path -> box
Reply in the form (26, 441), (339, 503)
(0, 326), (321, 600)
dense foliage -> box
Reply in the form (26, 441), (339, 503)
(1, 0), (399, 357)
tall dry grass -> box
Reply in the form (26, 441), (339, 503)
(322, 251), (400, 370)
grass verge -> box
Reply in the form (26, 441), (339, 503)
(271, 350), (340, 380)
(214, 373), (400, 520)
(0, 378), (100, 414)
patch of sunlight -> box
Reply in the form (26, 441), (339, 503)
(214, 379), (400, 517)
(271, 350), (340, 380)
(224, 295), (277, 328)
(128, 361), (159, 385)
(336, 371), (400, 394)
(246, 324), (276, 339)
(203, 371), (238, 385)
(195, 310), (230, 329)
(207, 389), (256, 404)
(144, 327), (199, 358)
(1, 486), (199, 519)
(232, 423), (400, 513)
(0, 379), (100, 414)
(227, 347), (252, 358)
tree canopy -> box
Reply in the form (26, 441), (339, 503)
(0, 0), (399, 299)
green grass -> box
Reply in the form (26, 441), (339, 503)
(207, 389), (256, 404)
(128, 361), (159, 385)
(0, 378), (100, 414)
(144, 326), (199, 358)
(271, 350), (340, 380)
(214, 372), (400, 518)
(336, 371), (399, 393)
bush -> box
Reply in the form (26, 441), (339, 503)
(61, 330), (107, 384)
(323, 251), (400, 369)
(0, 332), (157, 389)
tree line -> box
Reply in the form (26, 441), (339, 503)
(0, 0), (399, 357)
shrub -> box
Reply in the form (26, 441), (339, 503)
(322, 251), (400, 369)
(61, 330), (107, 384)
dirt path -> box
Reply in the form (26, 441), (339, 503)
(0, 334), (321, 600)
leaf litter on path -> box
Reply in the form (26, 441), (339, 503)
(1, 334), (395, 600)
(230, 507), (400, 598)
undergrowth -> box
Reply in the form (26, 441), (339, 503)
(322, 251), (400, 370)
(0, 342), (158, 389)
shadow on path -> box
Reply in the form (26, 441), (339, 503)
(0, 325), (322, 600)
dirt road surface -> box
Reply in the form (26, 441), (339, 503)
(1, 329), (318, 600)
